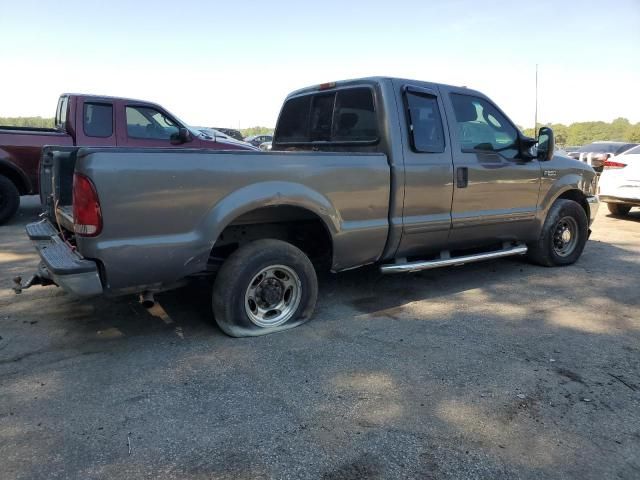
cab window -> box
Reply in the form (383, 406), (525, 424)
(405, 91), (445, 153)
(275, 87), (378, 144)
(83, 103), (113, 138)
(450, 93), (518, 158)
(126, 106), (179, 140)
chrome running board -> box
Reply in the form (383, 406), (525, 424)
(380, 243), (528, 274)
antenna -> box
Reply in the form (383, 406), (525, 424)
(534, 63), (538, 137)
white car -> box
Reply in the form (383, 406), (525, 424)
(191, 127), (256, 149)
(599, 145), (640, 215)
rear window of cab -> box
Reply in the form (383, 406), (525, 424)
(274, 87), (378, 144)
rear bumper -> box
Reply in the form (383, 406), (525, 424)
(25, 220), (103, 296)
(586, 195), (600, 225)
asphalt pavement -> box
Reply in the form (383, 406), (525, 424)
(1, 196), (639, 479)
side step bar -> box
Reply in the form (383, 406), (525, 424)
(380, 244), (528, 274)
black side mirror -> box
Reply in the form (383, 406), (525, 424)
(170, 127), (191, 145)
(536, 127), (554, 161)
(519, 135), (537, 160)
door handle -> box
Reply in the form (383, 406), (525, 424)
(456, 167), (468, 188)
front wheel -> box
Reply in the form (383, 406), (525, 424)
(527, 199), (588, 267)
(212, 239), (318, 337)
(607, 203), (632, 216)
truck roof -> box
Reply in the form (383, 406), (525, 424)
(285, 76), (483, 99)
(60, 93), (164, 106)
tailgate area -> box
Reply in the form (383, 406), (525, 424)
(25, 220), (103, 296)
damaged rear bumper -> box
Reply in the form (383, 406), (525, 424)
(16, 220), (103, 296)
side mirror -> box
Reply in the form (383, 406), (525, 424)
(170, 127), (191, 145)
(536, 127), (554, 161)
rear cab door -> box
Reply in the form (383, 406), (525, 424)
(392, 80), (454, 258)
(73, 96), (117, 146)
(439, 86), (542, 245)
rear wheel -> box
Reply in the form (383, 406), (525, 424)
(607, 203), (632, 216)
(212, 239), (318, 337)
(0, 175), (20, 225)
(527, 199), (588, 267)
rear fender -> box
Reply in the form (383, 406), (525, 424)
(198, 181), (341, 265)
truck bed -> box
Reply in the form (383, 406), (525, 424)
(55, 147), (392, 293)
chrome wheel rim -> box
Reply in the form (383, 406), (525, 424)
(552, 216), (579, 257)
(244, 265), (301, 328)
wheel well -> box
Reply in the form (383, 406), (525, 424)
(0, 163), (30, 195)
(209, 206), (333, 272)
(557, 189), (589, 219)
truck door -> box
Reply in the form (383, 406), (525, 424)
(442, 88), (541, 245)
(77, 101), (116, 146)
(395, 83), (455, 258)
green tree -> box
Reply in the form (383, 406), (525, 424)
(240, 126), (274, 138)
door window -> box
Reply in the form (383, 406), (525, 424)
(83, 103), (113, 138)
(126, 106), (179, 140)
(450, 93), (518, 158)
(405, 91), (445, 153)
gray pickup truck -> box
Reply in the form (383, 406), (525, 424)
(19, 77), (599, 337)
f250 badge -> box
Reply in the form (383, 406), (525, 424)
(543, 170), (558, 177)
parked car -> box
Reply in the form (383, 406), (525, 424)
(569, 142), (638, 172)
(599, 144), (640, 215)
(19, 77), (599, 338)
(213, 128), (244, 142)
(245, 134), (273, 147)
(194, 127), (256, 149)
(564, 145), (581, 158)
(0, 94), (254, 224)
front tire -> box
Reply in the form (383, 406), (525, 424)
(607, 203), (632, 216)
(212, 239), (318, 337)
(0, 175), (20, 225)
(527, 199), (588, 267)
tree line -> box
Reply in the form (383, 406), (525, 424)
(3, 117), (639, 147)
(0, 116), (55, 128)
(522, 117), (640, 146)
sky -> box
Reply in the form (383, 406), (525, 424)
(1, 0), (639, 129)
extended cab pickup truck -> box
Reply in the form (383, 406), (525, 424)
(19, 77), (600, 337)
(0, 94), (253, 224)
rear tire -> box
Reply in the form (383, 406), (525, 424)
(0, 175), (20, 225)
(212, 239), (318, 337)
(607, 203), (632, 216)
(527, 199), (588, 267)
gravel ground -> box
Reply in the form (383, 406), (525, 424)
(1, 196), (639, 480)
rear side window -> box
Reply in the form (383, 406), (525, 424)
(83, 103), (113, 138)
(405, 91), (445, 153)
(275, 87), (378, 144)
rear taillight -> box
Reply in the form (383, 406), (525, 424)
(72, 173), (102, 236)
(603, 160), (627, 169)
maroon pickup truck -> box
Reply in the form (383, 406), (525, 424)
(0, 94), (254, 224)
